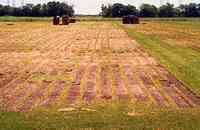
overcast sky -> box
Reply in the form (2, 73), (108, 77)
(0, 0), (199, 14)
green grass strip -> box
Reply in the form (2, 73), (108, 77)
(116, 22), (200, 95)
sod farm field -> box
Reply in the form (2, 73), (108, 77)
(0, 20), (200, 130)
(120, 20), (200, 95)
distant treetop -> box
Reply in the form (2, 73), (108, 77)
(0, 1), (74, 17)
(101, 3), (200, 17)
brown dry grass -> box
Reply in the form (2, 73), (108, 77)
(130, 21), (200, 49)
(0, 22), (199, 112)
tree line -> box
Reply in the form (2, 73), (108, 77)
(0, 1), (74, 17)
(101, 3), (200, 17)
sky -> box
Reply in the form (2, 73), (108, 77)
(0, 0), (199, 15)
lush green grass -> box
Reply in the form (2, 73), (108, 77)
(117, 22), (200, 95)
(1, 103), (200, 130)
(0, 16), (51, 22)
(0, 16), (120, 22)
(76, 16), (121, 22)
(77, 16), (200, 22)
(141, 17), (200, 22)
(1, 16), (200, 22)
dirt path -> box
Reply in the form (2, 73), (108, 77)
(0, 22), (199, 111)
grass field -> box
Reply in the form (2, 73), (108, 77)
(0, 16), (52, 22)
(0, 20), (200, 130)
(1, 16), (200, 22)
(1, 106), (200, 130)
(0, 16), (121, 22)
(118, 21), (200, 95)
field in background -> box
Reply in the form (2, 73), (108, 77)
(119, 20), (200, 95)
(0, 16), (51, 22)
(1, 16), (200, 22)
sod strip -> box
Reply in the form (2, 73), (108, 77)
(1, 32), (66, 94)
(6, 34), (73, 111)
(40, 81), (66, 108)
(7, 81), (38, 111)
(158, 66), (200, 106)
(157, 67), (195, 107)
(120, 64), (136, 103)
(137, 70), (166, 107)
(138, 48), (195, 107)
(133, 47), (181, 107)
(6, 61), (52, 111)
(82, 64), (97, 104)
(133, 42), (171, 107)
(99, 65), (112, 100)
(111, 64), (128, 100)
(129, 44), (155, 105)
(67, 66), (85, 105)
(0, 71), (18, 88)
(154, 67), (192, 108)
(132, 44), (184, 107)
(1, 61), (46, 108)
(123, 65), (148, 102)
(17, 80), (51, 111)
(143, 66), (172, 107)
(160, 80), (191, 108)
(1, 62), (38, 94)
(171, 80), (200, 106)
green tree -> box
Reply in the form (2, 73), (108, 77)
(101, 4), (112, 17)
(101, 3), (138, 17)
(111, 3), (126, 17)
(41, 4), (48, 16)
(47, 1), (60, 16)
(0, 4), (4, 16)
(198, 4), (200, 16)
(185, 3), (199, 17)
(178, 4), (187, 16)
(178, 3), (200, 17)
(2, 6), (13, 16)
(58, 2), (74, 16)
(140, 4), (158, 17)
(12, 7), (23, 16)
(22, 4), (33, 16)
(125, 5), (138, 16)
(159, 3), (177, 17)
(32, 4), (42, 16)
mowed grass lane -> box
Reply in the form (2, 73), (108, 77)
(118, 21), (200, 95)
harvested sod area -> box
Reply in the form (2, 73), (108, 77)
(0, 21), (200, 130)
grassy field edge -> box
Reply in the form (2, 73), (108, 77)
(1, 16), (200, 22)
(1, 103), (200, 130)
(116, 22), (200, 95)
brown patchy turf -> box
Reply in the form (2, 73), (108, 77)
(0, 22), (199, 111)
(123, 65), (149, 102)
(83, 64), (97, 104)
(100, 65), (112, 100)
(111, 64), (128, 100)
(67, 66), (85, 105)
(138, 71), (166, 107)
(18, 80), (51, 112)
